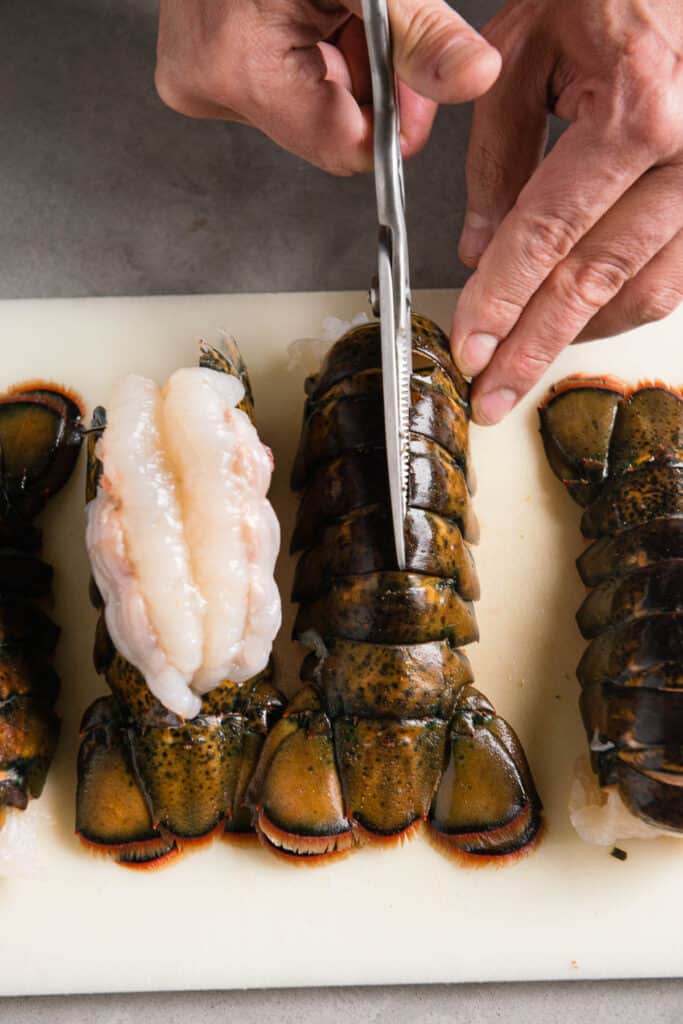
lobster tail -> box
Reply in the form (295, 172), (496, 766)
(0, 385), (83, 828)
(76, 342), (285, 868)
(540, 376), (683, 838)
(250, 315), (542, 861)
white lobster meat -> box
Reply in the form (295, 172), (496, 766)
(86, 366), (281, 719)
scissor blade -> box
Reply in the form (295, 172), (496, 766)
(363, 0), (411, 570)
(378, 238), (408, 569)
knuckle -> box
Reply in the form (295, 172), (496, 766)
(462, 274), (525, 328)
(318, 157), (357, 177)
(154, 65), (187, 113)
(625, 97), (675, 154)
(630, 283), (683, 325)
(155, 58), (240, 114)
(511, 346), (555, 388)
(553, 255), (634, 313)
(620, 58), (682, 154)
(515, 208), (579, 270)
(200, 60), (244, 107)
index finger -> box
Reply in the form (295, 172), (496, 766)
(450, 120), (654, 373)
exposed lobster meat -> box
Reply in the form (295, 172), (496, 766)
(540, 375), (683, 840)
(0, 384), (83, 830)
(76, 341), (284, 868)
(249, 315), (542, 861)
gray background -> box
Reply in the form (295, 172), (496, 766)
(1, 0), (679, 1019)
(2, 0), (494, 298)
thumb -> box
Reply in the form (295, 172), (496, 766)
(349, 0), (501, 104)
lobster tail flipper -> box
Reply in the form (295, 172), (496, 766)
(76, 696), (178, 868)
(539, 376), (625, 507)
(429, 687), (541, 858)
(0, 386), (83, 529)
(248, 686), (353, 859)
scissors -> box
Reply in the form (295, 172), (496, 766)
(362, 0), (412, 570)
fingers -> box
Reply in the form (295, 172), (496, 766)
(467, 165), (683, 424)
(576, 231), (683, 342)
(347, 0), (501, 104)
(252, 44), (375, 174)
(329, 16), (371, 102)
(451, 120), (655, 377)
(397, 82), (438, 158)
(333, 16), (438, 159)
(156, 0), (372, 174)
(458, 34), (549, 267)
(156, 0), (489, 175)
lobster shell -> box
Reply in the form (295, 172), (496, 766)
(249, 314), (542, 861)
(540, 376), (683, 836)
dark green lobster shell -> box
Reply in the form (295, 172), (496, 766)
(0, 383), (83, 829)
(540, 375), (683, 833)
(248, 315), (542, 861)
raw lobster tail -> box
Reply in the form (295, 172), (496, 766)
(0, 384), (83, 829)
(540, 376), (683, 836)
(76, 342), (284, 868)
(250, 315), (542, 861)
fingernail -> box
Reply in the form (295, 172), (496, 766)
(459, 211), (494, 266)
(475, 387), (517, 425)
(456, 332), (498, 376)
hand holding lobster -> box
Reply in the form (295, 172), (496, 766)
(452, 0), (683, 423)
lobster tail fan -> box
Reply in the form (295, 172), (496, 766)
(428, 686), (542, 858)
(539, 377), (624, 507)
(200, 338), (255, 422)
(0, 387), (84, 532)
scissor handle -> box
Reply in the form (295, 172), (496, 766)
(362, 0), (411, 336)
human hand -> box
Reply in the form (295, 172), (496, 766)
(155, 0), (500, 176)
(451, 0), (683, 425)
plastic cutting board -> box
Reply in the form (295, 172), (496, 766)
(0, 290), (680, 995)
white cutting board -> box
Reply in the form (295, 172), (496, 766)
(0, 290), (680, 996)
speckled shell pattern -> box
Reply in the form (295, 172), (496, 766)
(75, 342), (284, 869)
(540, 377), (683, 832)
(0, 386), (83, 828)
(248, 316), (542, 861)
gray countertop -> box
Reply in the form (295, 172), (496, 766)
(1, 981), (682, 1024)
(1, 0), (477, 299)
(1, 1), (679, 1019)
